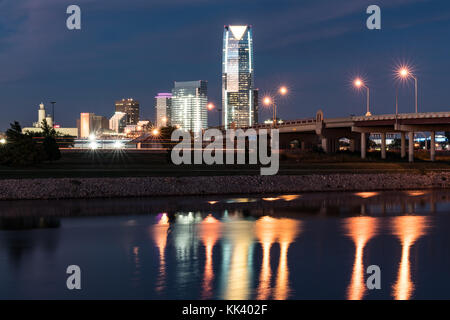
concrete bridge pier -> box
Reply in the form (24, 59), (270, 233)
(361, 132), (366, 159)
(381, 133), (387, 159)
(400, 132), (406, 158)
(408, 131), (414, 163)
(430, 131), (436, 162)
(321, 138), (328, 153)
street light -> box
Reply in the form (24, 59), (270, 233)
(398, 67), (418, 113)
(51, 101), (56, 127)
(263, 86), (288, 127)
(354, 78), (371, 116)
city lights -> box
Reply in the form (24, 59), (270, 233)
(152, 128), (160, 136)
(89, 141), (98, 150)
(113, 141), (124, 149)
(279, 86), (288, 95)
(207, 103), (215, 111)
(263, 97), (272, 106)
(0, 138), (6, 144)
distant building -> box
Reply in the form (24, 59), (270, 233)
(155, 93), (172, 128)
(22, 102), (77, 136)
(115, 98), (140, 125)
(78, 113), (109, 138)
(171, 80), (208, 132)
(222, 25), (258, 128)
(109, 112), (127, 133)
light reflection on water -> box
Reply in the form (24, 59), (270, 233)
(0, 190), (449, 299)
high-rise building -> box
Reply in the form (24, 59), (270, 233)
(115, 98), (140, 125)
(222, 25), (258, 129)
(109, 112), (127, 133)
(79, 113), (109, 138)
(171, 81), (208, 132)
(155, 93), (172, 128)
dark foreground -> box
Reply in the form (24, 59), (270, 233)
(0, 189), (449, 299)
(1, 149), (450, 179)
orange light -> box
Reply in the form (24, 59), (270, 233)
(263, 97), (272, 105)
(152, 128), (160, 136)
(207, 103), (215, 111)
(399, 68), (409, 78)
(354, 78), (363, 88)
(279, 86), (288, 95)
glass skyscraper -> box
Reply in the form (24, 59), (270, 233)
(171, 80), (208, 133)
(222, 25), (258, 129)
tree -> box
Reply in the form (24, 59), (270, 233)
(0, 122), (44, 166)
(40, 119), (61, 161)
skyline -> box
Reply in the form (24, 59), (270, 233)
(1, 0), (450, 131)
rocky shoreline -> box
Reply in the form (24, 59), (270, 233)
(0, 172), (449, 201)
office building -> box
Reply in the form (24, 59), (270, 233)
(115, 98), (140, 125)
(78, 113), (109, 138)
(109, 112), (127, 133)
(222, 25), (258, 128)
(171, 81), (208, 132)
(155, 93), (172, 128)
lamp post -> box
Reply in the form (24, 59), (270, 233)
(51, 101), (56, 127)
(263, 86), (288, 127)
(398, 67), (418, 113)
(354, 78), (371, 116)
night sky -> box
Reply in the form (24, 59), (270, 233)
(1, 0), (450, 131)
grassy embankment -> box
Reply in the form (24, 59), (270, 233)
(1, 149), (450, 179)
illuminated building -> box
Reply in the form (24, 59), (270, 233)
(109, 112), (127, 133)
(155, 93), (172, 128)
(78, 113), (109, 138)
(22, 102), (77, 136)
(115, 98), (140, 125)
(171, 81), (208, 132)
(222, 25), (258, 128)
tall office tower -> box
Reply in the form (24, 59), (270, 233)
(115, 98), (140, 125)
(171, 81), (208, 133)
(155, 93), (172, 128)
(109, 111), (127, 133)
(222, 25), (257, 129)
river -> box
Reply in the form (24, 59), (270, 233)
(0, 189), (449, 299)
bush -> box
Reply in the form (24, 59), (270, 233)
(0, 122), (45, 166)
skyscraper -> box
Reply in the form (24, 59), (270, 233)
(222, 25), (258, 129)
(155, 93), (172, 128)
(115, 98), (140, 125)
(171, 81), (208, 132)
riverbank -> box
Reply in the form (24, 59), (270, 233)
(1, 172), (449, 200)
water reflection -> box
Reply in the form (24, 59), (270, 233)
(273, 218), (301, 300)
(221, 217), (255, 300)
(391, 216), (429, 300)
(344, 217), (379, 300)
(198, 214), (221, 299)
(1, 190), (448, 299)
(152, 213), (170, 293)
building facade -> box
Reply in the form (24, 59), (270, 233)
(109, 112), (127, 133)
(171, 81), (208, 133)
(79, 113), (109, 138)
(155, 93), (172, 128)
(222, 25), (258, 129)
(115, 98), (140, 125)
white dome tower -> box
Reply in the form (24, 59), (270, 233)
(38, 103), (46, 127)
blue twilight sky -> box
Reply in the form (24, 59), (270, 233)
(1, 0), (450, 131)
